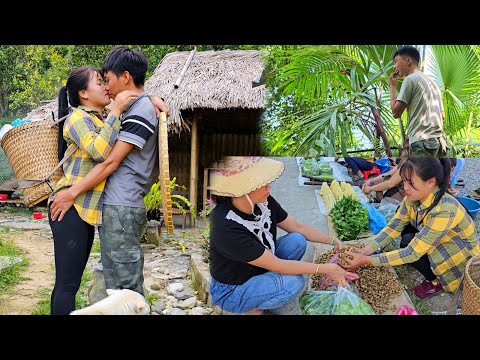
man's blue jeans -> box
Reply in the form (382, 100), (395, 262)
(210, 232), (307, 313)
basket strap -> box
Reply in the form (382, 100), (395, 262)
(48, 113), (70, 128)
(17, 144), (79, 189)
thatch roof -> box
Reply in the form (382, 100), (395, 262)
(26, 49), (266, 132)
(145, 49), (266, 133)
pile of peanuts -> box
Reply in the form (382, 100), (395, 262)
(311, 243), (404, 314)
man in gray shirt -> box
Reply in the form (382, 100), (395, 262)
(51, 47), (166, 295)
(389, 46), (447, 157)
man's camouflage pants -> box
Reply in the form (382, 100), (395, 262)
(99, 204), (147, 295)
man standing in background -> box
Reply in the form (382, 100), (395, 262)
(389, 45), (447, 157)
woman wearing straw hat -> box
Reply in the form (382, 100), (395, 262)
(208, 156), (355, 315)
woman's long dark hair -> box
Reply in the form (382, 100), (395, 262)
(57, 67), (102, 161)
(400, 157), (451, 214)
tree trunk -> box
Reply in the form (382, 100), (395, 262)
(0, 90), (8, 117)
(465, 108), (474, 157)
(370, 106), (392, 157)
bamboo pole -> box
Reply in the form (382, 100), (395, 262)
(174, 46), (197, 89)
(158, 112), (174, 234)
(189, 113), (199, 227)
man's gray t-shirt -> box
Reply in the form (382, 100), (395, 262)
(103, 92), (158, 208)
(396, 71), (444, 144)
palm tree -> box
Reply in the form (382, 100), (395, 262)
(428, 45), (480, 156)
(267, 45), (403, 157)
(266, 45), (480, 158)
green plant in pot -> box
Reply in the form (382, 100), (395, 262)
(144, 177), (196, 222)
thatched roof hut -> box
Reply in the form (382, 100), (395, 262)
(145, 49), (266, 133)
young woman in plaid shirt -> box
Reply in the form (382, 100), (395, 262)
(343, 157), (479, 299)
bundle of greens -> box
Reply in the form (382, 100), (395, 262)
(330, 195), (369, 241)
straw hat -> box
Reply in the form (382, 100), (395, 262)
(209, 157), (285, 197)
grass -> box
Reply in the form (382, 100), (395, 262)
(31, 269), (93, 315)
(90, 240), (101, 254)
(0, 117), (15, 127)
(0, 237), (29, 300)
(0, 207), (33, 216)
(145, 291), (159, 306)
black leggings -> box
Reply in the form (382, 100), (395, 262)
(400, 224), (436, 281)
(48, 206), (94, 315)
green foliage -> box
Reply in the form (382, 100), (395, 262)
(0, 238), (29, 300)
(9, 46), (70, 116)
(145, 291), (159, 306)
(265, 45), (480, 157)
(30, 288), (52, 315)
(198, 200), (214, 262)
(330, 195), (370, 241)
(144, 177), (196, 218)
(90, 240), (101, 254)
(0, 116), (15, 126)
(265, 45), (403, 157)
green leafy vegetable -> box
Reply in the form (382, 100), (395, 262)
(330, 195), (369, 241)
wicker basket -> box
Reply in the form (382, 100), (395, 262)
(0, 119), (62, 207)
(462, 255), (480, 315)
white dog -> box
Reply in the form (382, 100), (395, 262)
(70, 289), (150, 315)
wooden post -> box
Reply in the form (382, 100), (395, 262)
(189, 113), (199, 227)
(203, 168), (209, 210)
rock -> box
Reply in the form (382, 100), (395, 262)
(168, 270), (188, 279)
(165, 295), (178, 307)
(162, 249), (179, 256)
(87, 262), (108, 304)
(153, 300), (166, 313)
(167, 282), (184, 294)
(175, 291), (194, 301)
(191, 306), (210, 315)
(177, 296), (197, 309)
(141, 244), (158, 250)
(0, 256), (22, 271)
(151, 273), (171, 280)
(169, 308), (187, 315)
(150, 283), (161, 290)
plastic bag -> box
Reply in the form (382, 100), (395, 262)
(300, 290), (336, 315)
(363, 203), (387, 235)
(332, 284), (375, 315)
(375, 197), (401, 224)
(395, 305), (419, 315)
(318, 255), (359, 290)
(301, 284), (374, 315)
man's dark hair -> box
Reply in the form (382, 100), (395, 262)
(393, 46), (421, 66)
(102, 47), (148, 86)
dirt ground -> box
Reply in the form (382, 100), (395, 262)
(0, 227), (55, 314)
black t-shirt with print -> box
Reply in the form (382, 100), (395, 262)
(209, 195), (288, 285)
